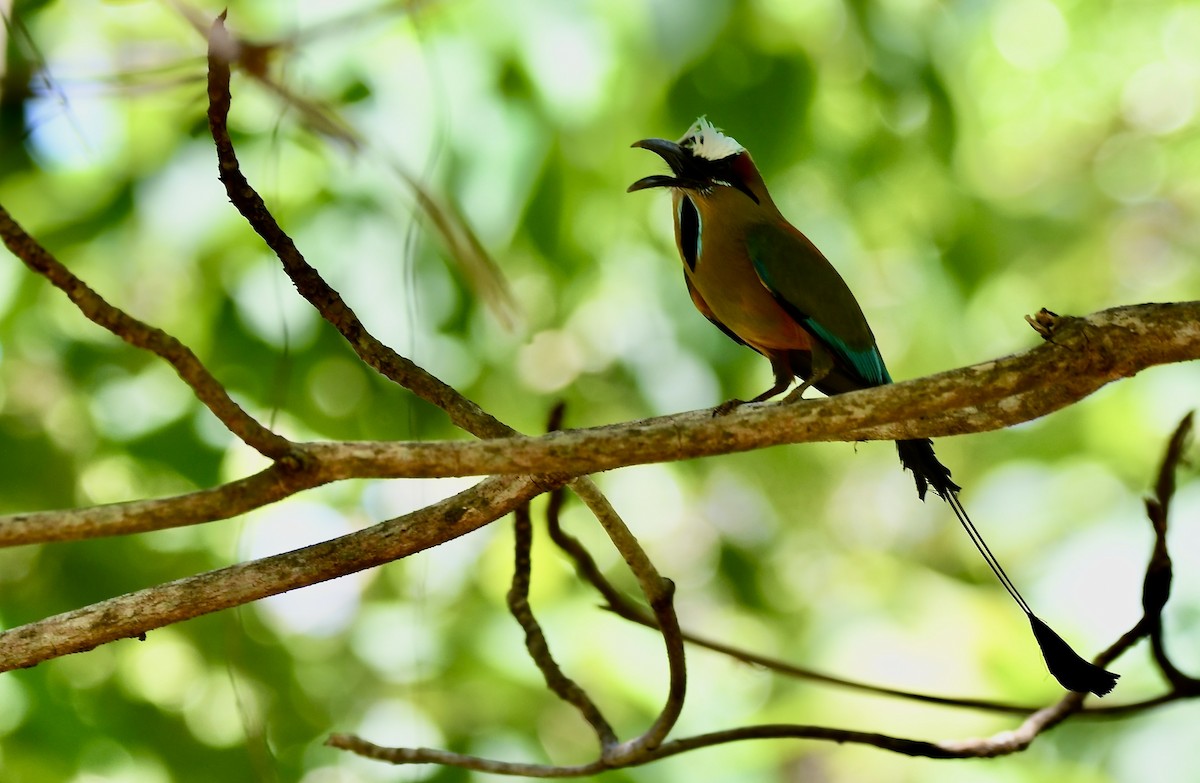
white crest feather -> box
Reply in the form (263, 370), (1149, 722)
(679, 116), (743, 161)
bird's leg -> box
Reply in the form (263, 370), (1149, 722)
(712, 361), (792, 417)
(783, 344), (832, 403)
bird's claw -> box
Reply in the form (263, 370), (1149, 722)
(711, 399), (747, 417)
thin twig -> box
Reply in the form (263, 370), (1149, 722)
(325, 721), (967, 774)
(0, 463), (323, 546)
(606, 606), (1039, 713)
(508, 502), (618, 749)
(504, 405), (618, 746)
(206, 13), (511, 440)
(544, 493), (1039, 714)
(545, 489), (629, 621)
(1144, 413), (1199, 692)
(567, 481), (687, 758)
(538, 425), (689, 762)
(552, 519), (1186, 718)
(178, 2), (519, 324)
(938, 411), (1198, 754)
(0, 204), (292, 460)
(325, 734), (608, 777)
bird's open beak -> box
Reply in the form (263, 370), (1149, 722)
(628, 138), (690, 192)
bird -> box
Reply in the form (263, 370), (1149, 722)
(628, 116), (1118, 697)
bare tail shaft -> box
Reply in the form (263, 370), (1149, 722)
(895, 439), (1119, 696)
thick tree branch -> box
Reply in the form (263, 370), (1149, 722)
(2, 301), (1195, 549)
(293, 301), (1200, 478)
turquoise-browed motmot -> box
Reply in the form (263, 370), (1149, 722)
(629, 117), (1118, 696)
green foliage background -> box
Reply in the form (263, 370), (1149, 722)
(1, 0), (1199, 780)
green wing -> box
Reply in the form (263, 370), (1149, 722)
(746, 222), (892, 387)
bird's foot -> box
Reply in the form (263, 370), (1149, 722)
(712, 398), (747, 417)
(782, 381), (813, 404)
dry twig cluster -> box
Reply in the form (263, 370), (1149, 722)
(0, 14), (1198, 776)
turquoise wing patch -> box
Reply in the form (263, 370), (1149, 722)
(747, 229), (892, 387)
(801, 318), (892, 386)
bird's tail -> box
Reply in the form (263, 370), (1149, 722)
(896, 439), (1119, 697)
